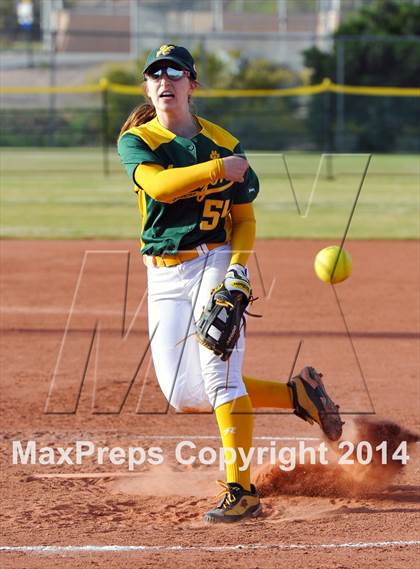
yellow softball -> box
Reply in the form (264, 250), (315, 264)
(314, 245), (352, 284)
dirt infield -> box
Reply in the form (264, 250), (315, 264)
(1, 239), (419, 568)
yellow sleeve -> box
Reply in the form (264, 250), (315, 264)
(134, 159), (224, 203)
(229, 203), (256, 267)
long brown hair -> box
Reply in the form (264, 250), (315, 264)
(119, 103), (156, 136)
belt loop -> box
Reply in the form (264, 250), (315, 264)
(197, 244), (209, 255)
(143, 256), (154, 267)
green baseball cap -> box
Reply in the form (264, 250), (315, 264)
(143, 44), (197, 79)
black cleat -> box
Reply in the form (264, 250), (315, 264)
(288, 366), (344, 441)
(203, 481), (262, 523)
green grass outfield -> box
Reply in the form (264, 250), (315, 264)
(0, 148), (418, 240)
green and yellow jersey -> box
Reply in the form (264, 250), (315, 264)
(118, 115), (259, 256)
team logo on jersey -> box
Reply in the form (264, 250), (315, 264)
(156, 44), (175, 57)
(169, 180), (234, 203)
(210, 150), (220, 160)
(195, 181), (234, 202)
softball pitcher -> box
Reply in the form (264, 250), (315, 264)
(118, 45), (343, 523)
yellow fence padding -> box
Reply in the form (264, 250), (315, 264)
(1, 78), (419, 97)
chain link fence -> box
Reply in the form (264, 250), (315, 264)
(1, 80), (419, 162)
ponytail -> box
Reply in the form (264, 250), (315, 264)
(119, 103), (156, 136)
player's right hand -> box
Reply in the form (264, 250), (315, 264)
(222, 155), (249, 182)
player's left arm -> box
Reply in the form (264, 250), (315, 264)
(229, 202), (256, 267)
(223, 144), (259, 296)
(228, 143), (259, 269)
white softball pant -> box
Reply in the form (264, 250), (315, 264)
(146, 244), (248, 411)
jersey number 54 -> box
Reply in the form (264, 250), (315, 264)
(200, 199), (231, 231)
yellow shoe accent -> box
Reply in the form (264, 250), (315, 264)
(288, 366), (344, 441)
(203, 481), (261, 523)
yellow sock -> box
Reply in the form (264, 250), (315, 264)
(215, 395), (253, 491)
(243, 375), (293, 409)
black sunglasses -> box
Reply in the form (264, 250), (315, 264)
(145, 66), (190, 81)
